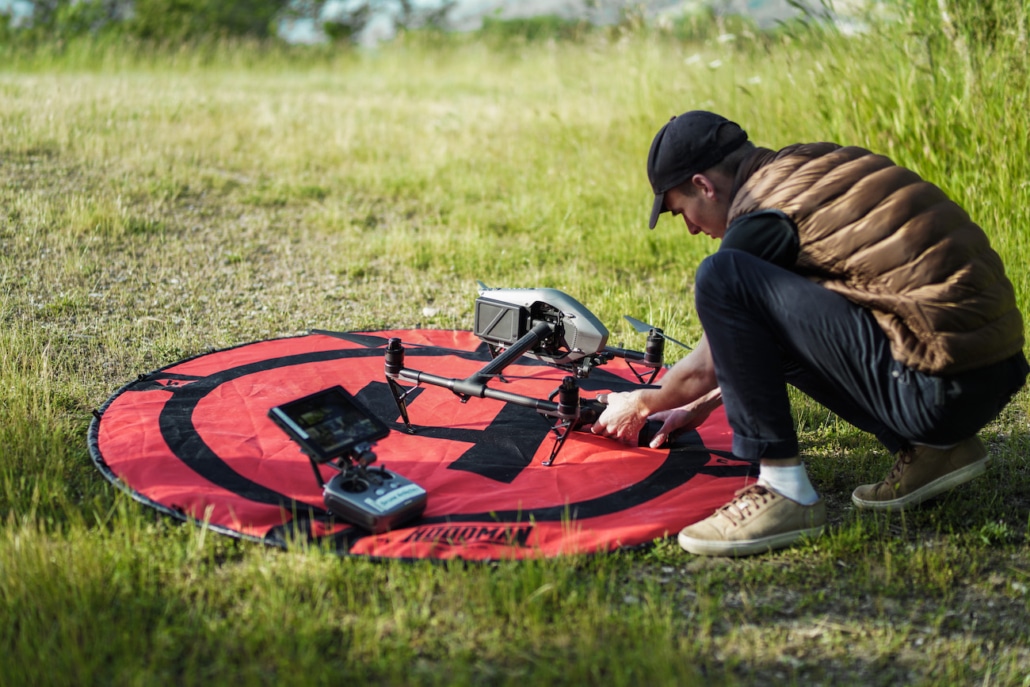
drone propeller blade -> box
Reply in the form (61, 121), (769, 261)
(623, 315), (653, 333)
(659, 333), (692, 350)
(623, 315), (693, 350)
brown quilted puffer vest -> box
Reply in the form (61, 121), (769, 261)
(728, 143), (1023, 375)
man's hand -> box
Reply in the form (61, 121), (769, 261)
(590, 337), (721, 449)
(647, 387), (723, 448)
(591, 386), (723, 449)
(590, 390), (650, 445)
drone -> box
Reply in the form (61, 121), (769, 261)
(384, 283), (691, 466)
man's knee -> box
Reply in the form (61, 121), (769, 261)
(695, 250), (751, 311)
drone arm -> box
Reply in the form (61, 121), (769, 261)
(602, 335), (665, 385)
(386, 319), (557, 413)
(604, 328), (665, 369)
(423, 318), (556, 398)
(394, 367), (562, 414)
(385, 323), (604, 465)
(475, 319), (554, 381)
(603, 345), (647, 362)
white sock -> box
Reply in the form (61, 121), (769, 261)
(758, 462), (820, 505)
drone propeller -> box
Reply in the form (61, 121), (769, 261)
(623, 315), (693, 350)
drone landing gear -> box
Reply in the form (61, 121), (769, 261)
(541, 376), (588, 466)
(384, 332), (603, 467)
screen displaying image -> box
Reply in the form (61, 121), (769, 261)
(274, 387), (388, 458)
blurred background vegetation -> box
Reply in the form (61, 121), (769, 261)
(1, 1), (1026, 101)
(0, 0), (452, 44)
(0, 0), (1020, 49)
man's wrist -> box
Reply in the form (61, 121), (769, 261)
(687, 387), (723, 414)
(632, 388), (662, 420)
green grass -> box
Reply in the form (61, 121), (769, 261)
(2, 14), (1030, 686)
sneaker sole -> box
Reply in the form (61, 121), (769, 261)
(677, 524), (825, 557)
(851, 457), (989, 512)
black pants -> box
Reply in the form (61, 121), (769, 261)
(694, 250), (1028, 460)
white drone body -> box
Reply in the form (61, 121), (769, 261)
(473, 284), (610, 372)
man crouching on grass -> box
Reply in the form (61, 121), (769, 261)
(591, 110), (1027, 557)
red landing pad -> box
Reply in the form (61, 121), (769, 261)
(89, 330), (752, 560)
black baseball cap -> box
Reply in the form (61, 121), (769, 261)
(647, 111), (749, 229)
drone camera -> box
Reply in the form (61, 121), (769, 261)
(472, 287), (609, 371)
(474, 297), (529, 347)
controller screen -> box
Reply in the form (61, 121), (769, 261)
(283, 390), (386, 456)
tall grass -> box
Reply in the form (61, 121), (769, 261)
(1, 12), (1029, 685)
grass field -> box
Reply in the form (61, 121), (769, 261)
(2, 11), (1030, 686)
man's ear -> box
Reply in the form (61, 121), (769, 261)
(691, 173), (718, 199)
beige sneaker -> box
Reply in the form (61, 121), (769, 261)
(677, 484), (826, 557)
(851, 436), (988, 511)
